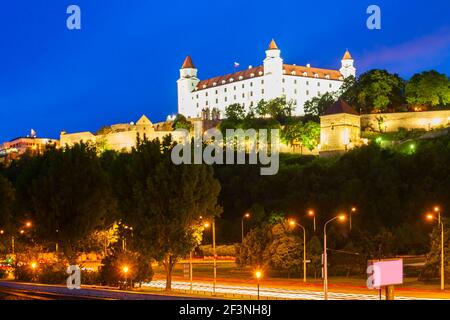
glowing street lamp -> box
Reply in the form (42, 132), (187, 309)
(307, 210), (316, 232)
(289, 219), (307, 283)
(204, 220), (217, 295)
(25, 221), (32, 228)
(122, 265), (129, 290)
(426, 208), (444, 290)
(255, 270), (262, 300)
(323, 214), (347, 300)
(241, 213), (251, 244)
(349, 207), (357, 230)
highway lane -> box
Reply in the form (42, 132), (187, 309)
(142, 280), (446, 300)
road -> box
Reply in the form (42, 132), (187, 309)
(142, 280), (448, 300)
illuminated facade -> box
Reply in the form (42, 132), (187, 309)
(0, 136), (59, 164)
(319, 100), (361, 154)
(178, 40), (355, 118)
(60, 115), (185, 151)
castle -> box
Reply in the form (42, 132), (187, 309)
(177, 39), (355, 118)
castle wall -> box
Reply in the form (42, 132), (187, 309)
(320, 114), (360, 152)
(361, 110), (450, 132)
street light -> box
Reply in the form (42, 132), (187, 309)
(255, 270), (262, 300)
(25, 221), (32, 228)
(307, 210), (316, 232)
(241, 213), (250, 244)
(204, 220), (217, 295)
(288, 219), (307, 283)
(31, 262), (37, 282)
(426, 209), (444, 290)
(323, 213), (347, 300)
(349, 207), (357, 230)
(122, 265), (129, 290)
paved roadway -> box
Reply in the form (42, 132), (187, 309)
(143, 280), (446, 300)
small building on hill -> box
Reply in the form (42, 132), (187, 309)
(319, 100), (361, 155)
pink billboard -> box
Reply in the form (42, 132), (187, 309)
(367, 259), (403, 289)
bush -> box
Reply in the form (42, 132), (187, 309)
(199, 244), (236, 257)
(39, 262), (67, 284)
(99, 250), (153, 287)
(81, 270), (101, 285)
(14, 263), (34, 282)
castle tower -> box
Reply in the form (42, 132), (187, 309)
(263, 39), (283, 100)
(319, 100), (360, 155)
(340, 50), (356, 78)
(177, 55), (200, 118)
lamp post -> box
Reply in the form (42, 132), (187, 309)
(289, 219), (307, 283)
(204, 220), (217, 295)
(349, 207), (356, 230)
(255, 270), (262, 300)
(241, 213), (250, 244)
(426, 208), (444, 290)
(122, 266), (129, 290)
(323, 214), (347, 300)
(308, 210), (316, 232)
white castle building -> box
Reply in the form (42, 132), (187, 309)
(177, 39), (355, 118)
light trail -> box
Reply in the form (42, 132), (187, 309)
(142, 280), (445, 300)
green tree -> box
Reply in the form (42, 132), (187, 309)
(405, 70), (450, 108)
(172, 114), (192, 131)
(225, 103), (246, 121)
(264, 223), (303, 278)
(17, 143), (113, 263)
(304, 92), (337, 116)
(420, 219), (450, 281)
(354, 70), (405, 113)
(237, 227), (269, 268)
(0, 175), (14, 232)
(255, 98), (295, 122)
(112, 137), (222, 290)
(299, 121), (321, 151)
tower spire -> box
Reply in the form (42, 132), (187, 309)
(181, 55), (195, 69)
(268, 39), (279, 50)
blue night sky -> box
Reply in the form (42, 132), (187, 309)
(1, 0), (450, 142)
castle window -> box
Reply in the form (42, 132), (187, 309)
(306, 90), (309, 95)
(206, 92), (208, 96)
(224, 88), (227, 93)
(197, 103), (199, 108)
(262, 89), (264, 94)
(294, 89), (297, 94)
(250, 91), (253, 96)
(250, 82), (253, 87)
(215, 90), (218, 94)
(225, 97), (227, 102)
(234, 86), (236, 91)
(317, 82), (320, 87)
(216, 98), (218, 104)
(282, 88), (285, 93)
(306, 81), (309, 85)
(242, 93), (245, 98)
(329, 83), (332, 88)
(242, 84), (245, 89)
(196, 94), (199, 99)
(261, 79), (264, 84)
(206, 101), (208, 106)
(250, 101), (254, 107)
(234, 95), (236, 100)
(282, 78), (285, 83)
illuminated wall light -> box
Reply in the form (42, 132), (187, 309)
(431, 118), (442, 126)
(341, 128), (350, 146)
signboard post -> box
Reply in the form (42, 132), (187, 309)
(367, 259), (403, 300)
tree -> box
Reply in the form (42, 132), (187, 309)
(299, 121), (321, 151)
(237, 227), (269, 268)
(225, 103), (246, 121)
(112, 137), (222, 290)
(255, 98), (295, 122)
(264, 223), (303, 278)
(172, 114), (192, 131)
(0, 175), (14, 232)
(354, 70), (405, 113)
(405, 70), (450, 108)
(307, 235), (322, 279)
(304, 92), (337, 116)
(17, 143), (113, 263)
